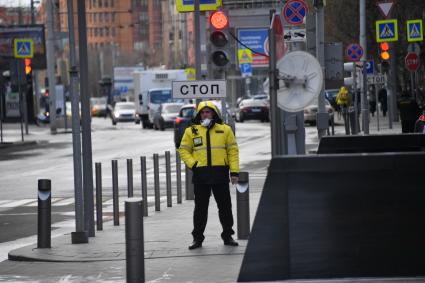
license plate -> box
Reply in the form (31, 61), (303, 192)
(251, 108), (261, 112)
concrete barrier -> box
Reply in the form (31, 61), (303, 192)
(317, 134), (425, 154)
(238, 152), (425, 282)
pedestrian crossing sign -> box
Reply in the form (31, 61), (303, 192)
(407, 20), (423, 42)
(185, 67), (196, 81)
(13, 38), (34, 58)
(238, 49), (253, 64)
(376, 19), (398, 42)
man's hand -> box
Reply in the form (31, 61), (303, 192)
(231, 176), (239, 185)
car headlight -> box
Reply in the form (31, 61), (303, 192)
(114, 112), (120, 118)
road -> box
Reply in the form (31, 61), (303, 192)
(0, 117), (329, 263)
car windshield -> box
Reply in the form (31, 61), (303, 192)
(150, 90), (172, 104)
(181, 107), (196, 118)
(163, 104), (182, 113)
(326, 90), (339, 98)
(253, 95), (268, 100)
(115, 104), (134, 110)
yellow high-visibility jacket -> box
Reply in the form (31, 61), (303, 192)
(178, 101), (239, 184)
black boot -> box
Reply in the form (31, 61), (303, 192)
(188, 240), (203, 250)
(223, 236), (238, 246)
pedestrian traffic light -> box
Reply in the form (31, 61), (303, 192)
(379, 42), (390, 73)
(209, 10), (231, 69)
(24, 58), (32, 75)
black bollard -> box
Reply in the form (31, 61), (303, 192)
(125, 198), (145, 283)
(127, 159), (134, 197)
(176, 151), (182, 204)
(236, 172), (250, 240)
(153, 153), (160, 211)
(38, 179), (51, 248)
(112, 160), (119, 226)
(95, 162), (103, 231)
(165, 151), (172, 207)
(140, 156), (148, 217)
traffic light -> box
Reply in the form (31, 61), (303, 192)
(379, 42), (390, 73)
(24, 58), (32, 75)
(209, 10), (231, 69)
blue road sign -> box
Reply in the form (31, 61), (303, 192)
(237, 28), (269, 67)
(240, 63), (252, 77)
(14, 39), (33, 58)
(283, 0), (308, 25)
(376, 19), (398, 42)
(407, 20), (423, 42)
(366, 60), (374, 75)
(345, 43), (363, 62)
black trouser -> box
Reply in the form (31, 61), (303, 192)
(192, 183), (234, 242)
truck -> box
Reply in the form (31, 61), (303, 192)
(133, 69), (187, 128)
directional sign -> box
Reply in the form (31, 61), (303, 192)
(405, 52), (420, 72)
(284, 28), (306, 42)
(366, 60), (374, 75)
(176, 0), (221, 12)
(376, 19), (398, 42)
(13, 38), (33, 59)
(240, 63), (252, 77)
(407, 20), (423, 42)
(345, 43), (363, 62)
(172, 80), (226, 99)
(283, 0), (308, 25)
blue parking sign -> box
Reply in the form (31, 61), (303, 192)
(366, 60), (374, 75)
(240, 63), (252, 77)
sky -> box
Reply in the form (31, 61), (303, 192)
(0, 0), (33, 7)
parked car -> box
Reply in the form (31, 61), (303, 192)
(235, 94), (270, 122)
(152, 102), (184, 131)
(90, 97), (108, 117)
(303, 99), (334, 126)
(111, 102), (136, 125)
(324, 89), (340, 112)
(174, 104), (196, 148)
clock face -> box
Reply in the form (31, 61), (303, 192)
(276, 51), (323, 112)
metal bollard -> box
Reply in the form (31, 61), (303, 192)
(112, 160), (120, 226)
(185, 165), (194, 200)
(176, 151), (182, 204)
(95, 162), (103, 231)
(140, 156), (148, 217)
(165, 151), (172, 207)
(153, 153), (160, 211)
(236, 172), (250, 240)
(125, 198), (145, 283)
(127, 159), (134, 197)
(38, 179), (51, 248)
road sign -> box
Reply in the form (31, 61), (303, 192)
(345, 43), (364, 62)
(283, 0), (308, 25)
(13, 38), (33, 59)
(367, 74), (385, 85)
(240, 63), (252, 77)
(366, 60), (374, 74)
(407, 20), (423, 42)
(185, 68), (196, 81)
(376, 19), (398, 42)
(407, 43), (421, 55)
(284, 28), (306, 42)
(237, 28), (269, 67)
(238, 49), (253, 64)
(405, 52), (420, 72)
(376, 1), (394, 18)
(176, 0), (221, 12)
(172, 80), (226, 99)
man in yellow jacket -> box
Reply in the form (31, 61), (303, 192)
(179, 101), (240, 250)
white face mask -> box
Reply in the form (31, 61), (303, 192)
(201, 118), (212, 127)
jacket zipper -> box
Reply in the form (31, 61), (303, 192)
(206, 127), (211, 167)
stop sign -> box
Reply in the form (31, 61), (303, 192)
(405, 52), (421, 72)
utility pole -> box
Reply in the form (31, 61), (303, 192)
(194, 0), (201, 106)
(46, 0), (57, 134)
(314, 1), (327, 139)
(77, 0), (95, 237)
(67, 0), (88, 244)
(360, 0), (369, 134)
(30, 0), (41, 123)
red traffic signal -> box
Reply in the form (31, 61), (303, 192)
(209, 11), (228, 30)
(24, 58), (32, 75)
(379, 42), (390, 61)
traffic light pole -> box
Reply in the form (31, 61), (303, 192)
(360, 0), (369, 134)
(194, 0), (201, 106)
(46, 0), (57, 134)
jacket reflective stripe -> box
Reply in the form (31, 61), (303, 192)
(194, 146), (226, 152)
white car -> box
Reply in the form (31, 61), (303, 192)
(111, 102), (136, 125)
(303, 100), (334, 126)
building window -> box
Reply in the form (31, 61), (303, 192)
(93, 13), (97, 22)
(93, 0), (96, 7)
(105, 13), (109, 22)
(105, 27), (109, 36)
(99, 0), (102, 8)
(111, 12), (115, 22)
(104, 0), (108, 7)
(99, 13), (103, 22)
(110, 0), (114, 7)
(112, 27), (116, 36)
